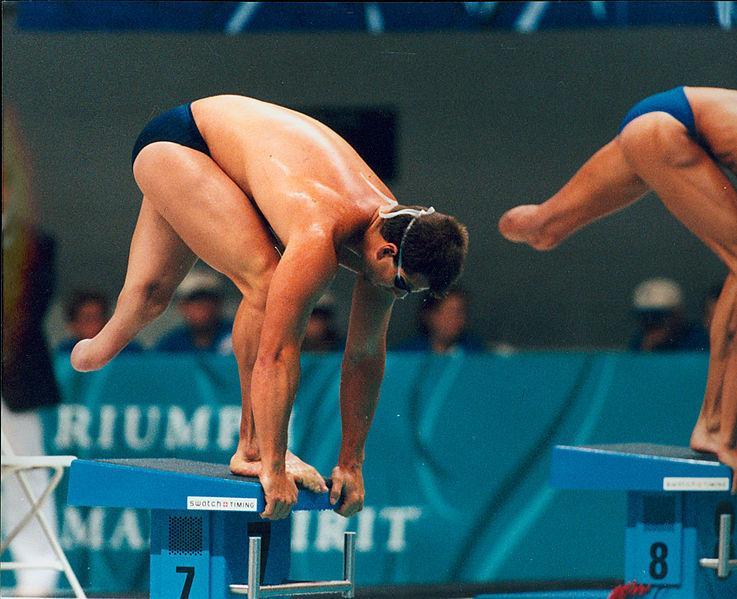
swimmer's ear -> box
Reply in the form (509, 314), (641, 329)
(377, 243), (399, 260)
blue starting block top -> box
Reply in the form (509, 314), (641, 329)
(551, 444), (733, 492)
(68, 458), (333, 512)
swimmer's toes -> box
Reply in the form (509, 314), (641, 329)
(299, 468), (327, 493)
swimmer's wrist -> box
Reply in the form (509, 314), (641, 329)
(337, 452), (364, 470)
(262, 459), (287, 476)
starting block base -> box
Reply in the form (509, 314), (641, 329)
(550, 444), (736, 599)
(149, 509), (291, 598)
(67, 458), (341, 599)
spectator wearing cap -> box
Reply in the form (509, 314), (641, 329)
(629, 277), (709, 352)
(397, 287), (486, 354)
(57, 290), (143, 354)
(302, 293), (343, 353)
(155, 268), (233, 353)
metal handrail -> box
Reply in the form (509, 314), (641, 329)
(699, 514), (737, 579)
(230, 531), (356, 598)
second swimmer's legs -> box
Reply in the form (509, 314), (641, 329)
(499, 109), (737, 480)
(615, 113), (737, 477)
(691, 274), (737, 454)
(498, 139), (649, 250)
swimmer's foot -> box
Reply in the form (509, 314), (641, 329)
(70, 338), (121, 372)
(286, 452), (328, 493)
(229, 453), (262, 478)
(498, 204), (563, 251)
(230, 451), (328, 494)
(690, 428), (737, 491)
(689, 423), (721, 455)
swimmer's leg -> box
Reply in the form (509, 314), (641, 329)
(617, 113), (737, 268)
(230, 296), (327, 492)
(123, 141), (325, 491)
(692, 275), (737, 489)
(616, 112), (737, 478)
(498, 139), (649, 250)
(70, 198), (196, 371)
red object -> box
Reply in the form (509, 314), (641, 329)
(608, 581), (652, 599)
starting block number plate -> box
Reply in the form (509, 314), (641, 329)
(662, 478), (730, 492)
(627, 494), (683, 586)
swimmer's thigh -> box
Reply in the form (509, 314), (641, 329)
(133, 142), (279, 294)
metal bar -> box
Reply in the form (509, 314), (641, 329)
(248, 536), (261, 599)
(700, 513), (737, 579)
(1, 465), (87, 598)
(231, 580), (352, 596)
(699, 558), (737, 568)
(231, 530), (357, 597)
(0, 466), (64, 553)
(343, 531), (356, 598)
(718, 514), (732, 578)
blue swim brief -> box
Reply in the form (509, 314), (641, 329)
(131, 103), (211, 166)
(618, 87), (697, 138)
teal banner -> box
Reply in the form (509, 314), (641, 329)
(6, 352), (710, 593)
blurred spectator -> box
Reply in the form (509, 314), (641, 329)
(302, 293), (343, 352)
(398, 287), (485, 354)
(629, 278), (709, 352)
(156, 267), (232, 353)
(2, 106), (61, 595)
(56, 289), (143, 353)
(702, 282), (723, 335)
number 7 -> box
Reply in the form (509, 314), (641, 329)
(176, 566), (195, 599)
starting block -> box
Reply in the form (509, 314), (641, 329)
(551, 444), (736, 598)
(67, 459), (355, 599)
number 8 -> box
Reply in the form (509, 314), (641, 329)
(649, 542), (668, 579)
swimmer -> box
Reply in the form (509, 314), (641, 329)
(70, 96), (468, 519)
(499, 86), (737, 488)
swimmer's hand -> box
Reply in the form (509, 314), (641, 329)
(259, 469), (298, 520)
(330, 464), (365, 518)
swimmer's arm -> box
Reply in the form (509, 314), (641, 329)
(337, 276), (394, 468)
(250, 235), (338, 474)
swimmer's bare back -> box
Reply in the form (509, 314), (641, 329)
(191, 95), (393, 250)
(684, 87), (737, 173)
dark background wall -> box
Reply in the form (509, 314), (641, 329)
(3, 28), (735, 348)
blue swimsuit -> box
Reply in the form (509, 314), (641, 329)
(619, 86), (698, 138)
(131, 103), (211, 166)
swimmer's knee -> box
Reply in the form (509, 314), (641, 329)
(618, 113), (701, 169)
(133, 142), (208, 189)
(230, 256), (277, 306)
(132, 143), (168, 183)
